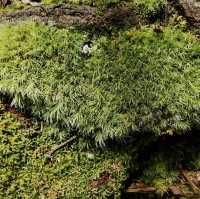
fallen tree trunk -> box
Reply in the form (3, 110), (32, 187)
(0, 4), (96, 27)
(0, 4), (138, 28)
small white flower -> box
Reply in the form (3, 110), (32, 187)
(82, 44), (93, 55)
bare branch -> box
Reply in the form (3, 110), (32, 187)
(47, 135), (77, 157)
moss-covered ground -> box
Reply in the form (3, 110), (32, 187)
(0, 102), (129, 198)
(2, 102), (200, 198)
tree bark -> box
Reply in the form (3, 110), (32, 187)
(0, 4), (138, 29)
(176, 0), (200, 27)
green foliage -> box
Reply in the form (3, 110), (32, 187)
(0, 22), (200, 145)
(0, 103), (128, 198)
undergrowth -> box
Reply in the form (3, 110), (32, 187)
(0, 22), (200, 145)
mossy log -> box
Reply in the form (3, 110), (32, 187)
(0, 4), (138, 28)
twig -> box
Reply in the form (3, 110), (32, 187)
(46, 135), (77, 157)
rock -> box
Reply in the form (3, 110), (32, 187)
(178, 0), (200, 27)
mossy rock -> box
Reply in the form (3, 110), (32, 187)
(0, 22), (200, 145)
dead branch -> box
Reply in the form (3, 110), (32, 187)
(47, 135), (77, 157)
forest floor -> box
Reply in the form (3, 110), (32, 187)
(1, 0), (200, 198)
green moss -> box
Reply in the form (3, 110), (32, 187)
(0, 22), (200, 145)
(0, 102), (128, 198)
(0, 0), (27, 13)
(134, 0), (166, 19)
(2, 100), (200, 197)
